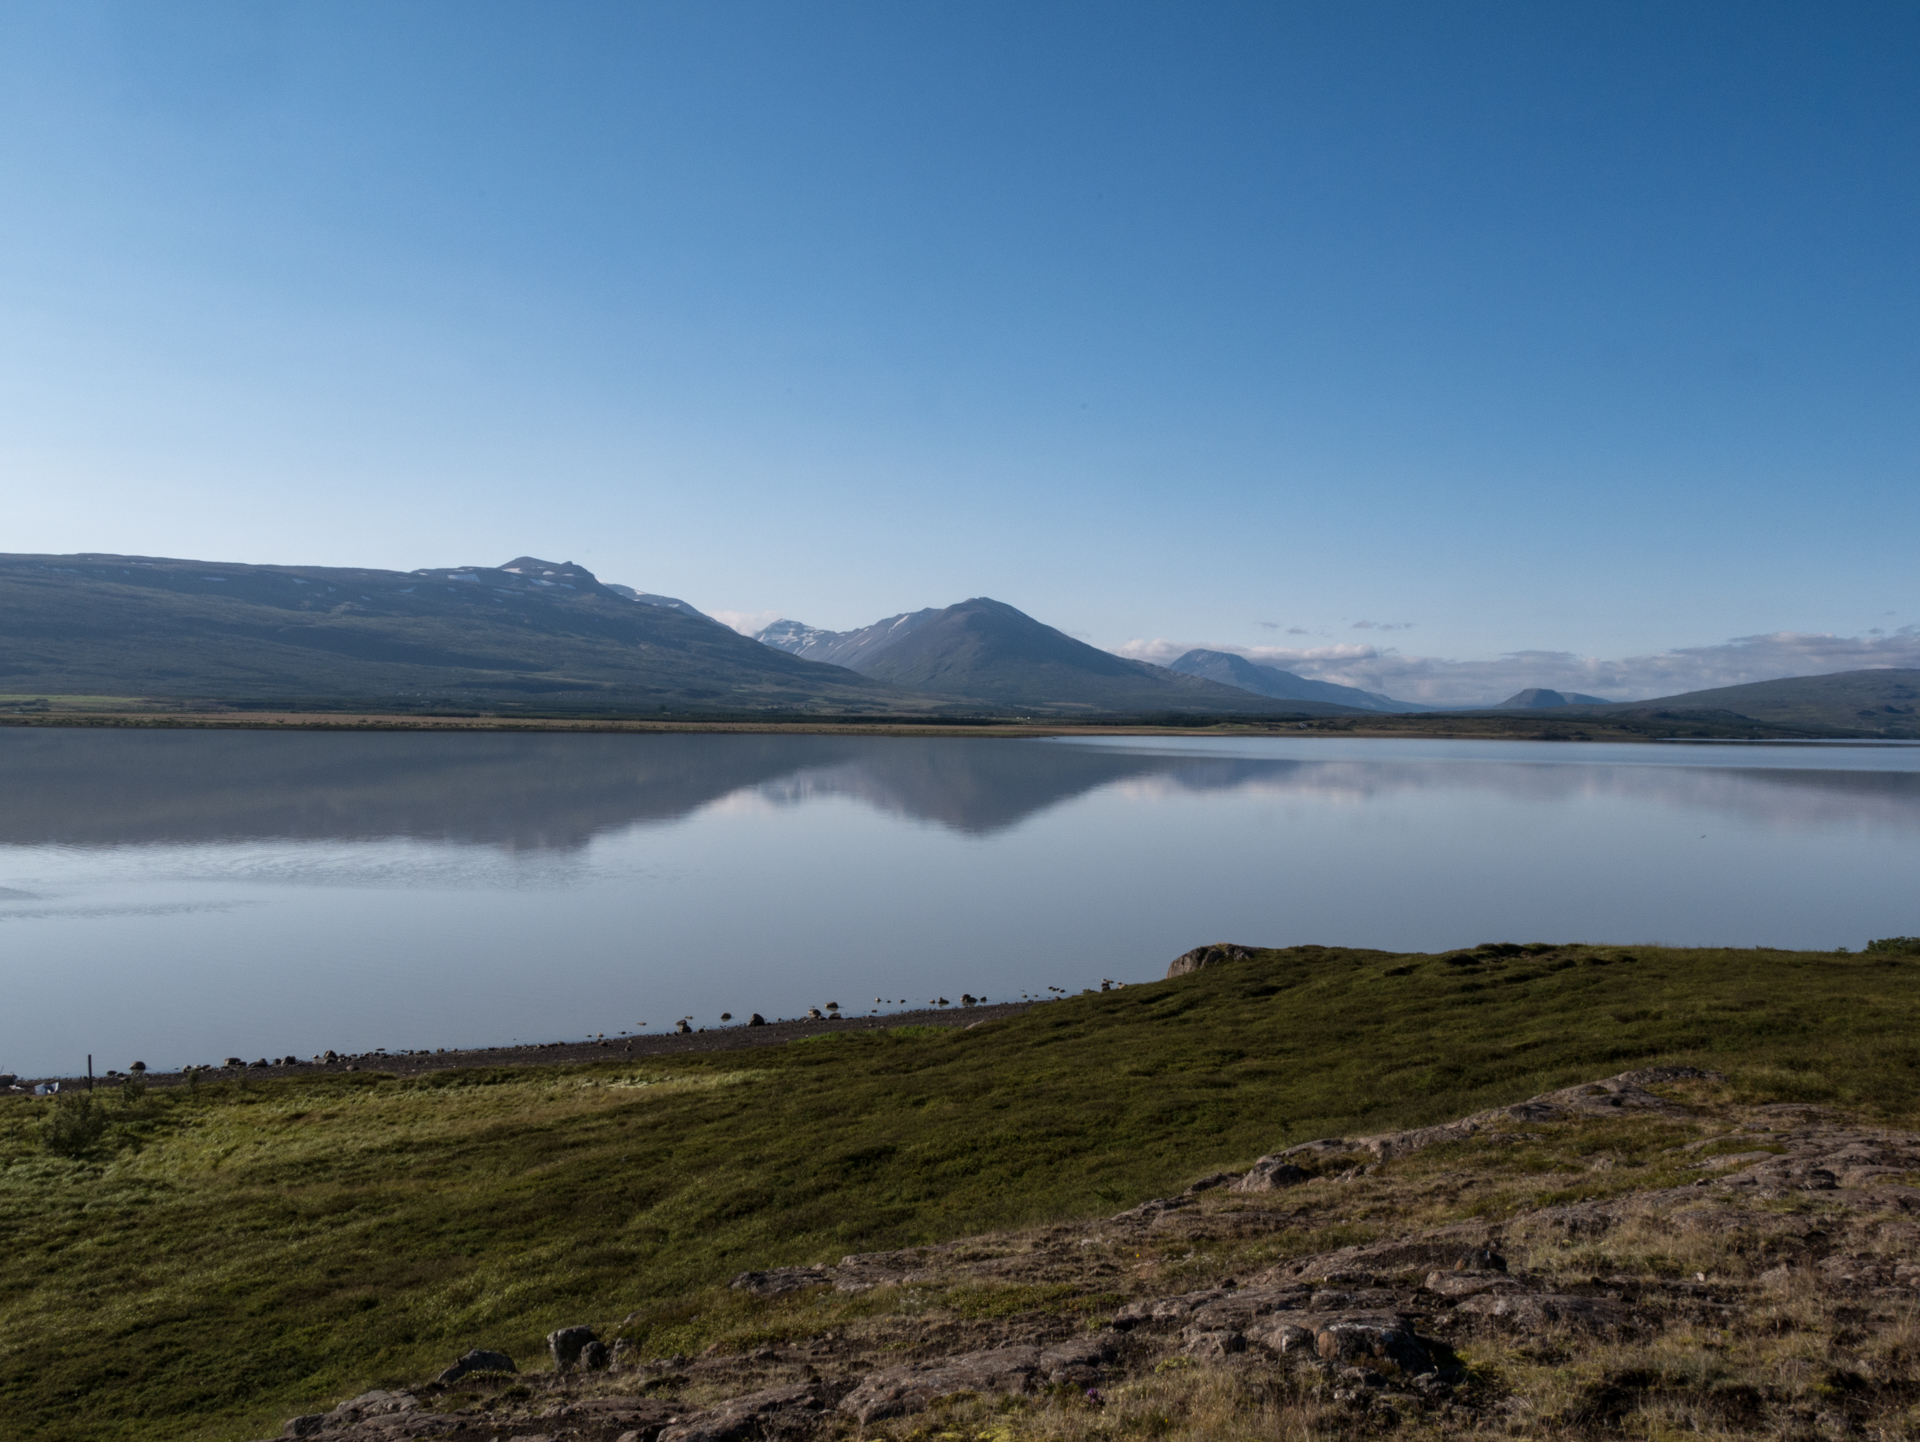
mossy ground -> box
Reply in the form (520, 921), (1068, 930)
(4, 943), (1920, 1441)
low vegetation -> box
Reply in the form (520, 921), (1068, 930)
(5, 941), (1920, 1440)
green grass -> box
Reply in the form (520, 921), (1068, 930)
(5, 942), (1920, 1442)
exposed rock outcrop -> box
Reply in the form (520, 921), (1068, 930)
(1165, 943), (1256, 979)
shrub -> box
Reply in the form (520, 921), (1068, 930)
(1865, 936), (1920, 956)
(41, 1092), (107, 1159)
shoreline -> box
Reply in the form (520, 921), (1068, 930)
(0, 708), (1862, 741)
(15, 1000), (1045, 1091)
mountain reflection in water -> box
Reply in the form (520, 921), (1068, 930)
(1, 730), (1918, 848)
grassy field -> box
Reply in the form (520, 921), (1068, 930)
(4, 941), (1919, 1442)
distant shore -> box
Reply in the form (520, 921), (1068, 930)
(19, 1000), (1044, 1090)
(0, 705), (1850, 741)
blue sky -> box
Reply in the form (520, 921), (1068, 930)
(2, 1), (1915, 702)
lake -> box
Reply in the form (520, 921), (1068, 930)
(3, 729), (1917, 1078)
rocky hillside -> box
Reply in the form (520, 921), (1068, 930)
(257, 1065), (1920, 1441)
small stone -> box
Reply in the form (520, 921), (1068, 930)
(1455, 1247), (1506, 1272)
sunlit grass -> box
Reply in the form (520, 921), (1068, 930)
(5, 942), (1920, 1440)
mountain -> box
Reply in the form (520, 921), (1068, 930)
(0, 552), (935, 712)
(1587, 669), (1920, 735)
(1494, 687), (1614, 709)
(600, 583), (711, 620)
(757, 609), (943, 669)
(758, 598), (1364, 714)
(1167, 648), (1431, 713)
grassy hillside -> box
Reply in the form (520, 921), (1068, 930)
(1596, 667), (1920, 735)
(0, 553), (932, 713)
(5, 942), (1920, 1441)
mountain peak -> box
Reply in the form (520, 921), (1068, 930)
(1494, 687), (1613, 709)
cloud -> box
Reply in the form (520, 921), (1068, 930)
(1256, 621), (1280, 631)
(713, 609), (783, 637)
(1117, 627), (1920, 708)
(1287, 627), (1310, 636)
(1351, 620), (1415, 631)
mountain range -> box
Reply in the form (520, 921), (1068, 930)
(754, 597), (1350, 714)
(0, 553), (919, 713)
(3, 551), (1914, 732)
(1163, 648), (1432, 713)
(0, 555), (1336, 717)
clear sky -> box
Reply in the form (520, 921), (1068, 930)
(3, 1), (1915, 702)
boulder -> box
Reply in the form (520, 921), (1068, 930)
(581, 1340), (611, 1370)
(1314, 1321), (1447, 1376)
(747, 1014), (766, 1027)
(1165, 943), (1256, 979)
(674, 1020), (692, 1035)
(547, 1325), (599, 1371)
(434, 1347), (517, 1384)
(1183, 1328), (1246, 1360)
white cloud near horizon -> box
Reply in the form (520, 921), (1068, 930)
(714, 608), (783, 636)
(1115, 628), (1920, 708)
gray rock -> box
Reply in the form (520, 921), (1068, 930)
(1454, 1292), (1627, 1331)
(1232, 1156), (1311, 1192)
(747, 1014), (766, 1026)
(674, 1020), (692, 1035)
(548, 1325), (599, 1370)
(434, 1347), (517, 1384)
(730, 1266), (834, 1296)
(1165, 943), (1255, 979)
(1424, 1269), (1518, 1298)
(1183, 1328), (1246, 1360)
(658, 1382), (820, 1442)
(839, 1336), (1118, 1423)
(581, 1339), (611, 1370)
(1314, 1321), (1444, 1376)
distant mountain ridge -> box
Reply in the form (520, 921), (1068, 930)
(757, 600), (1366, 715)
(1493, 687), (1613, 709)
(758, 609), (943, 670)
(1586, 669), (1920, 735)
(1166, 648), (1431, 713)
(0, 552), (925, 712)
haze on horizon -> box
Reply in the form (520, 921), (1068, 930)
(2, 2), (1915, 707)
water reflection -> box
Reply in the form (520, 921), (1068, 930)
(2, 730), (1917, 849)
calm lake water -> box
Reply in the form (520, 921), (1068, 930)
(3, 729), (1918, 1077)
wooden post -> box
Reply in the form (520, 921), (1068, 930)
(87, 1055), (94, 1092)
